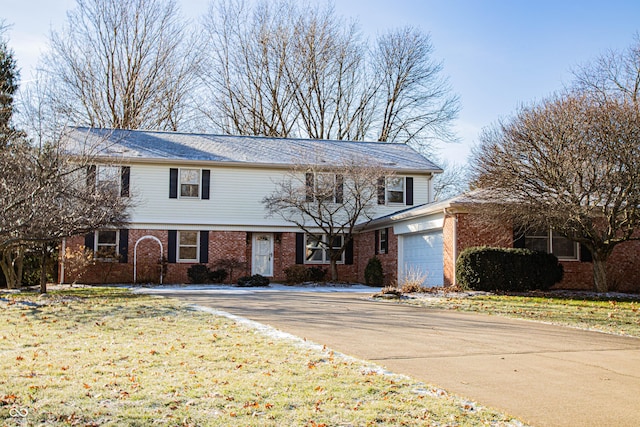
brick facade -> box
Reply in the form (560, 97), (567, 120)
(61, 230), (362, 285)
(443, 211), (640, 293)
(353, 229), (398, 286)
(60, 211), (640, 292)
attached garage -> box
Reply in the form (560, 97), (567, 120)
(399, 231), (444, 287)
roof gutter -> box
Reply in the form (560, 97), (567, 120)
(68, 155), (444, 175)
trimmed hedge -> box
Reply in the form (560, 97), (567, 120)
(456, 247), (563, 292)
(187, 264), (210, 284)
(237, 274), (270, 287)
(187, 264), (228, 284)
(283, 265), (327, 284)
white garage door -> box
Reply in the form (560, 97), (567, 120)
(400, 231), (444, 287)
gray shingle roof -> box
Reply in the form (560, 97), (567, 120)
(65, 127), (442, 172)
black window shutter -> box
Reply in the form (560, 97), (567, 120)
(120, 166), (130, 197)
(305, 173), (314, 202)
(335, 174), (344, 203)
(118, 229), (129, 263)
(377, 177), (385, 205)
(579, 244), (593, 262)
(87, 165), (96, 189)
(168, 230), (177, 263)
(201, 170), (210, 200)
(513, 228), (526, 248)
(382, 228), (389, 253)
(295, 233), (305, 264)
(374, 230), (379, 255)
(199, 231), (209, 263)
(169, 168), (178, 199)
(84, 232), (95, 252)
(345, 237), (354, 265)
(405, 177), (414, 205)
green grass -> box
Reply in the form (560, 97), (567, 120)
(402, 293), (640, 337)
(0, 287), (521, 426)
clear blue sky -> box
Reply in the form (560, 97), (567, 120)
(4, 0), (640, 165)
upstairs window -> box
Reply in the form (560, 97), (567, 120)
(170, 168), (209, 199)
(306, 172), (343, 203)
(180, 169), (200, 198)
(96, 166), (120, 193)
(378, 176), (413, 206)
(386, 177), (405, 204)
(525, 228), (578, 260)
(88, 165), (129, 197)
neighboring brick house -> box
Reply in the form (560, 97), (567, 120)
(359, 195), (640, 292)
(59, 127), (442, 285)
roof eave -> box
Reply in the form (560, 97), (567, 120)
(70, 154), (443, 174)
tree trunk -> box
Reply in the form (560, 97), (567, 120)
(1, 247), (24, 289)
(40, 245), (48, 294)
(329, 259), (339, 282)
(592, 252), (609, 293)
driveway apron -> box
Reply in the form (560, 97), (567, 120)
(148, 289), (640, 427)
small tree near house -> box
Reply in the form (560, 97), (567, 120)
(263, 155), (387, 281)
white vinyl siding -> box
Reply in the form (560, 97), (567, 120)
(128, 164), (434, 227)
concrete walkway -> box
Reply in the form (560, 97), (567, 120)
(143, 288), (640, 426)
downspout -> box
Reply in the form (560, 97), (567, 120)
(428, 174), (435, 203)
(452, 212), (458, 287)
(59, 238), (66, 284)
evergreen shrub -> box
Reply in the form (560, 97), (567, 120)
(237, 274), (270, 287)
(456, 247), (563, 292)
(187, 264), (210, 284)
(364, 257), (384, 287)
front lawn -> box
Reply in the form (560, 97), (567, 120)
(401, 292), (640, 337)
(0, 287), (522, 426)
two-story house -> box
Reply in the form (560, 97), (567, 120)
(59, 127), (442, 285)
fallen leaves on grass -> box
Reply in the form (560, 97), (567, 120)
(0, 287), (523, 426)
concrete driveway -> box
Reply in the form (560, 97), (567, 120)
(142, 287), (640, 427)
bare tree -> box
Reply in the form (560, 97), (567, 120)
(0, 129), (130, 291)
(0, 21), (19, 144)
(471, 92), (640, 292)
(199, 0), (458, 149)
(263, 155), (386, 281)
(373, 27), (459, 148)
(573, 32), (640, 103)
(42, 0), (201, 130)
(432, 159), (468, 201)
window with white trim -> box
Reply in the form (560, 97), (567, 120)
(386, 177), (405, 204)
(305, 234), (344, 264)
(180, 168), (200, 198)
(95, 230), (119, 260)
(525, 228), (578, 260)
(178, 231), (199, 262)
(306, 172), (342, 203)
(379, 228), (388, 254)
(96, 165), (120, 194)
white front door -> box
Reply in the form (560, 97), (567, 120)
(252, 233), (274, 277)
